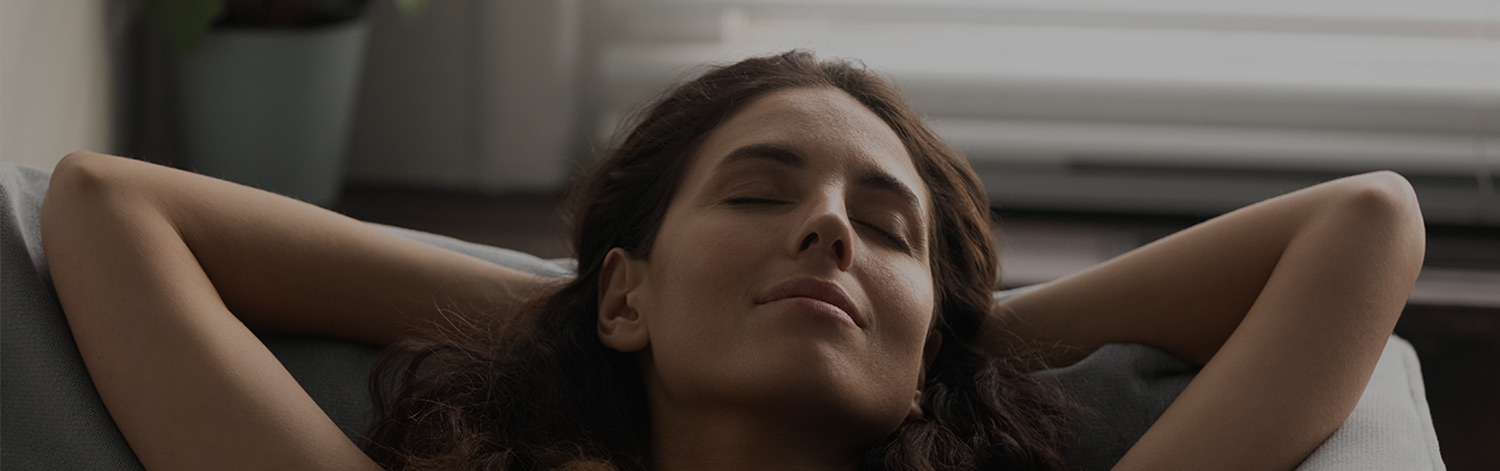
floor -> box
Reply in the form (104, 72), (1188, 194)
(336, 184), (1500, 470)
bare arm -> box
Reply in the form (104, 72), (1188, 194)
(49, 151), (552, 346)
(41, 151), (550, 469)
(987, 171), (1424, 470)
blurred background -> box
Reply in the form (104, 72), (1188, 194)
(1, 0), (1497, 468)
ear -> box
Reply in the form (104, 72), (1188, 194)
(906, 331), (943, 422)
(598, 247), (651, 352)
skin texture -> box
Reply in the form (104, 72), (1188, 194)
(596, 87), (940, 471)
(989, 170), (1425, 470)
(41, 88), (1423, 470)
(42, 152), (393, 470)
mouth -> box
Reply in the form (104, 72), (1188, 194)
(757, 277), (865, 328)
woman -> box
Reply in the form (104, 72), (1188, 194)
(40, 51), (1425, 470)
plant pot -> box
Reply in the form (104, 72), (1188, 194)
(168, 18), (370, 207)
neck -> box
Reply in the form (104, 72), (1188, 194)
(651, 404), (865, 471)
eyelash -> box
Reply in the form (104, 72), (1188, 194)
(723, 197), (911, 251)
(724, 197), (786, 206)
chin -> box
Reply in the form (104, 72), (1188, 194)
(727, 348), (911, 435)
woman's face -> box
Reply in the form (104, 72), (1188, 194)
(605, 86), (937, 438)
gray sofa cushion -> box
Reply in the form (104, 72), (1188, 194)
(0, 163), (1443, 470)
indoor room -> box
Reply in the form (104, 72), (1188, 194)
(2, 0), (1496, 469)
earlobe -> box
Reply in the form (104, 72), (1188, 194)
(598, 248), (651, 352)
(906, 389), (924, 422)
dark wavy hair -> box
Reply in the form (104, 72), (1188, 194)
(362, 50), (1080, 470)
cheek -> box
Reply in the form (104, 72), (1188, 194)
(638, 212), (776, 361)
(865, 254), (935, 332)
(649, 213), (774, 308)
(862, 257), (936, 383)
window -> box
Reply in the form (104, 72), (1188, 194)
(588, 0), (1500, 224)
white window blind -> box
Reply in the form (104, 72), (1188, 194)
(590, 0), (1500, 225)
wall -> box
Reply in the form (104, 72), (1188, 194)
(345, 0), (479, 188)
(5, 0), (583, 192)
(0, 0), (128, 170)
(347, 0), (581, 191)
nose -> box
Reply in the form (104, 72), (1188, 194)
(793, 193), (855, 271)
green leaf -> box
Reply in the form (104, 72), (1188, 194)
(144, 0), (226, 54)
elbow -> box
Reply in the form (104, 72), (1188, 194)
(46, 151), (155, 212)
(1346, 170), (1421, 213)
(43, 152), (103, 246)
(50, 150), (120, 199)
(1339, 170), (1427, 270)
(1345, 170), (1425, 233)
(42, 151), (138, 245)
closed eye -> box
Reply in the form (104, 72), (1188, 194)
(724, 197), (789, 206)
(856, 221), (910, 252)
(726, 197), (910, 251)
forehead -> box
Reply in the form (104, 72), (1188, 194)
(687, 87), (927, 207)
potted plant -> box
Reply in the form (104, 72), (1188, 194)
(145, 0), (426, 207)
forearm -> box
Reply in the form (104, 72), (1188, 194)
(52, 151), (553, 346)
(1114, 178), (1425, 470)
(988, 172), (1418, 367)
(42, 156), (381, 470)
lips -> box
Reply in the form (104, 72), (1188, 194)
(757, 277), (865, 328)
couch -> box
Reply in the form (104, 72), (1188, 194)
(0, 163), (1446, 470)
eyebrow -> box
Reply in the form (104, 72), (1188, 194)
(716, 143), (923, 215)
